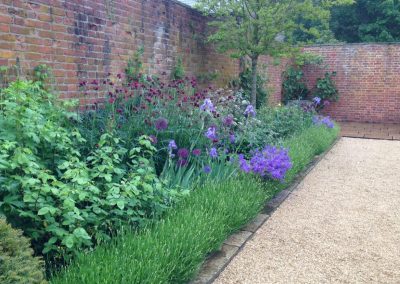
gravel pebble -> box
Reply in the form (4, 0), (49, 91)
(215, 138), (400, 284)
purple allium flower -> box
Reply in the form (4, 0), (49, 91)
(155, 117), (168, 131)
(205, 126), (218, 140)
(244, 104), (256, 117)
(200, 98), (215, 112)
(223, 115), (234, 127)
(229, 134), (236, 144)
(192, 149), (202, 156)
(313, 97), (321, 105)
(149, 135), (158, 144)
(177, 148), (189, 159)
(203, 165), (212, 174)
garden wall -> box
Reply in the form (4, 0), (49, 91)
(303, 44), (400, 123)
(0, 0), (240, 104)
(1, 1), (399, 122)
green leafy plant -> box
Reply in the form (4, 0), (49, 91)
(196, 71), (219, 84)
(313, 71), (339, 102)
(0, 218), (47, 284)
(125, 46), (144, 83)
(282, 67), (309, 103)
(0, 81), (178, 262)
(171, 56), (185, 80)
(282, 52), (324, 103)
(32, 64), (52, 89)
(239, 105), (313, 151)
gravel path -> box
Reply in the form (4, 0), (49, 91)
(215, 138), (400, 284)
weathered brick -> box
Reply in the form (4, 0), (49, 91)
(0, 50), (16, 59)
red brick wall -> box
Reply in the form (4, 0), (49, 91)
(0, 0), (292, 107)
(0, 0), (238, 103)
(303, 44), (400, 123)
(1, 1), (399, 122)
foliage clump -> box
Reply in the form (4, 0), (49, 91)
(0, 218), (47, 284)
(282, 53), (338, 108)
(331, 0), (400, 43)
(0, 80), (177, 262)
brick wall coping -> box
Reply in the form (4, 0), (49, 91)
(305, 42), (400, 47)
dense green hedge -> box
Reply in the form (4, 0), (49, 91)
(52, 125), (339, 284)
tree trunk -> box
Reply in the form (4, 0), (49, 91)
(239, 56), (246, 74)
(250, 55), (258, 107)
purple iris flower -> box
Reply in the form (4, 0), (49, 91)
(205, 126), (218, 140)
(168, 140), (177, 150)
(313, 97), (321, 105)
(244, 105), (256, 117)
(209, 147), (218, 158)
(200, 98), (215, 112)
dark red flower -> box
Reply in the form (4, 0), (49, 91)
(192, 149), (201, 156)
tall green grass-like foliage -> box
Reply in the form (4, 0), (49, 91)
(52, 177), (268, 284)
(52, 124), (339, 284)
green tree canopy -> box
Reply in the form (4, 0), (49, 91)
(331, 0), (400, 42)
(197, 0), (353, 106)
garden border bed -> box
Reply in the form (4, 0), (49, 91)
(191, 136), (340, 284)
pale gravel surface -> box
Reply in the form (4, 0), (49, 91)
(215, 138), (400, 284)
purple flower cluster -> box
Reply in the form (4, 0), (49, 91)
(312, 115), (334, 129)
(238, 146), (292, 181)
